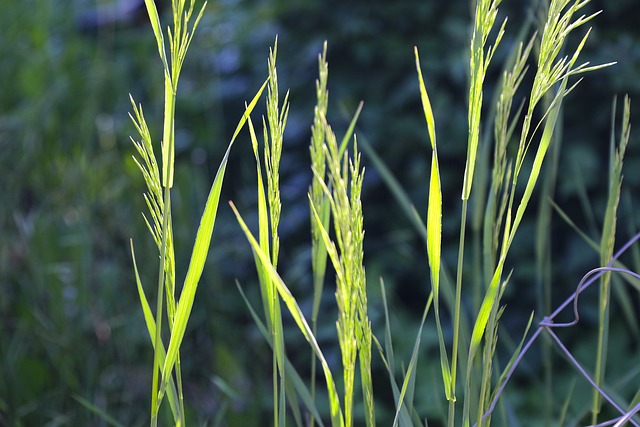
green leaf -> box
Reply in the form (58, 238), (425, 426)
(74, 394), (125, 427)
(231, 202), (344, 427)
(416, 45), (451, 402)
(414, 48), (436, 149)
(160, 79), (268, 396)
(142, 0), (169, 73)
(338, 101), (364, 158)
(130, 240), (180, 420)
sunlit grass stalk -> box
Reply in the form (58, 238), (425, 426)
(235, 44), (369, 426)
(232, 200), (345, 426)
(129, 1), (271, 425)
(448, 1), (505, 425)
(532, 1), (563, 420)
(476, 34), (533, 426)
(309, 43), (330, 427)
(463, 0), (613, 424)
(130, 97), (183, 424)
(134, 1), (207, 425)
(247, 40), (290, 426)
(592, 95), (630, 424)
(310, 119), (372, 426)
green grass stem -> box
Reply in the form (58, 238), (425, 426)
(130, 13), (267, 416)
(309, 43), (330, 427)
(245, 40), (289, 426)
(592, 95), (630, 424)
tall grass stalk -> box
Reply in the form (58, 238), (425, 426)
(532, 2), (562, 422)
(309, 43), (330, 427)
(310, 127), (373, 427)
(245, 39), (292, 426)
(592, 95), (630, 424)
(411, 0), (616, 425)
(233, 45), (370, 425)
(476, 33), (534, 426)
(450, 1), (505, 424)
(129, 1), (268, 425)
(462, 0), (613, 425)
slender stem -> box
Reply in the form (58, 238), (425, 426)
(450, 199), (469, 427)
(151, 186), (171, 427)
(176, 353), (185, 426)
(162, 75), (176, 189)
(310, 321), (317, 427)
(150, 47), (177, 420)
(448, 399), (455, 427)
(592, 280), (611, 424)
(273, 350), (278, 427)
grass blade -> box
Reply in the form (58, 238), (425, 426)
(415, 47), (451, 402)
(160, 80), (268, 398)
(338, 101), (364, 158)
(230, 202), (344, 427)
(74, 394), (126, 427)
(142, 0), (168, 73)
(130, 240), (180, 420)
(392, 296), (432, 427)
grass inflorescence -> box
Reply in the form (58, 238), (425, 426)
(126, 0), (637, 425)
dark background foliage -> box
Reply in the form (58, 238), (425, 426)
(1, 0), (639, 425)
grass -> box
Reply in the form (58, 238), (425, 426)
(121, 0), (634, 425)
(2, 1), (639, 426)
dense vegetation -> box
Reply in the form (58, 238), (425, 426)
(1, 0), (639, 425)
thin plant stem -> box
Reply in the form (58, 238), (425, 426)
(592, 95), (630, 424)
(151, 188), (171, 426)
(450, 199), (468, 427)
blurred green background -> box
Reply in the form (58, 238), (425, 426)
(1, 0), (639, 425)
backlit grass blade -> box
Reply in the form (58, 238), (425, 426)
(130, 240), (180, 420)
(338, 101), (364, 158)
(247, 112), (271, 320)
(142, 0), (168, 73)
(508, 79), (565, 250)
(230, 202), (344, 427)
(414, 47), (436, 149)
(470, 80), (565, 360)
(160, 81), (268, 397)
(415, 47), (451, 402)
